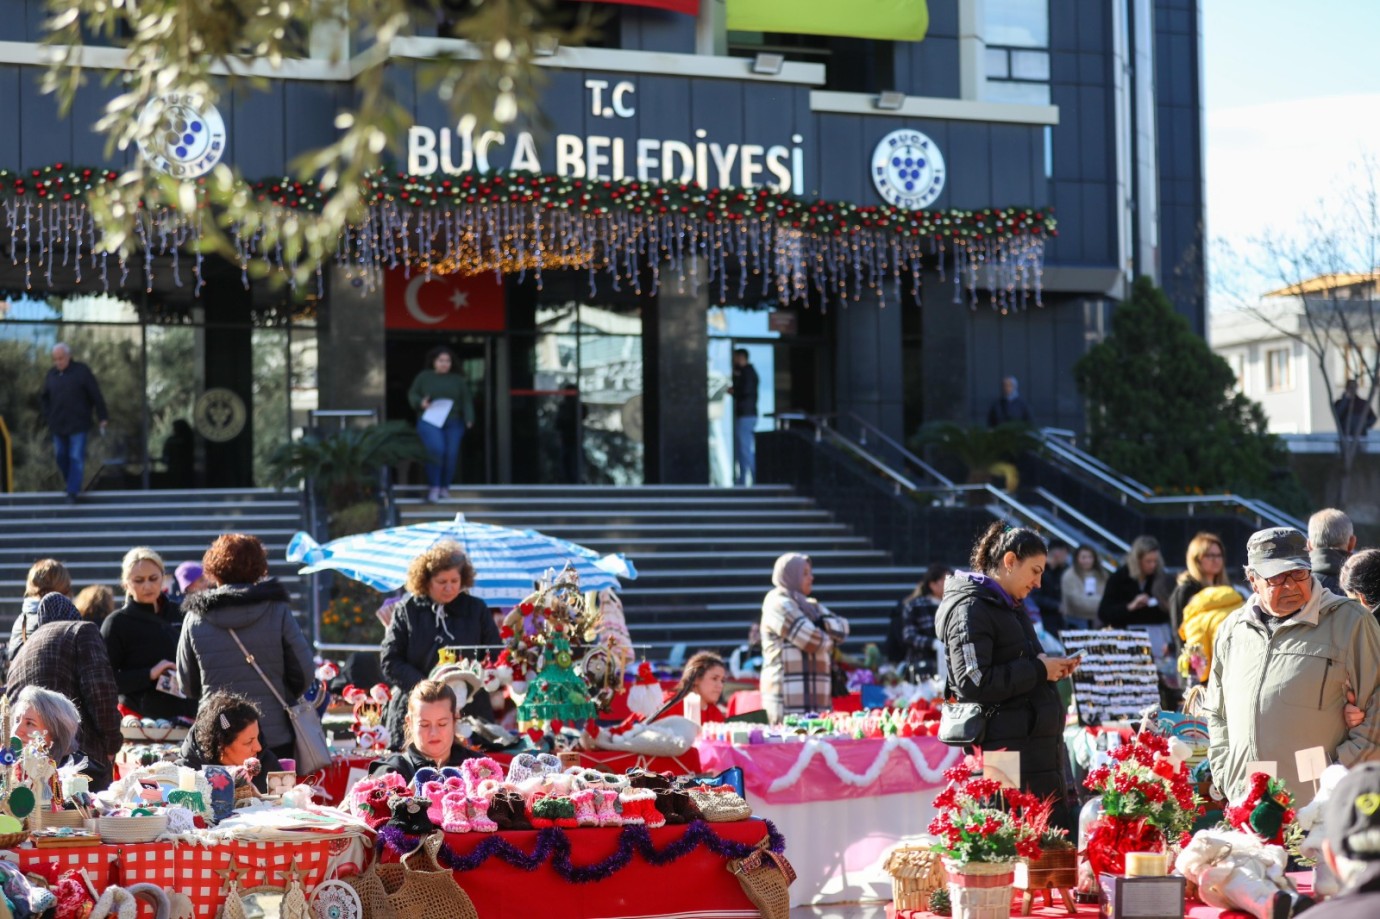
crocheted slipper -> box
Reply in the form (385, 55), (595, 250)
(440, 791), (472, 833)
(462, 758), (506, 795)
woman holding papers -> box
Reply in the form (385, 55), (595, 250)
(408, 345), (476, 502)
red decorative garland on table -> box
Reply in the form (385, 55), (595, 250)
(376, 818), (785, 883)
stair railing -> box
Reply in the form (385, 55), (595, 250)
(0, 416), (11, 493)
(1037, 428), (1306, 531)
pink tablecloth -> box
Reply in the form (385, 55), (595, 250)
(696, 736), (960, 806)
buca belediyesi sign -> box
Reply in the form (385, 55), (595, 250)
(408, 78), (806, 195)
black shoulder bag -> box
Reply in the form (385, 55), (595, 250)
(937, 676), (995, 747)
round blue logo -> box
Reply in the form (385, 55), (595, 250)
(871, 130), (946, 209)
(138, 94), (227, 179)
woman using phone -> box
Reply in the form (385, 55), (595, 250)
(937, 523), (1080, 829)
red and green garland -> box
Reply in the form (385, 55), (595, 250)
(0, 162), (1057, 310)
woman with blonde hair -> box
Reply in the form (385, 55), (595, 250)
(103, 547), (196, 721)
(371, 680), (480, 781)
(380, 541), (500, 748)
(1168, 533), (1231, 646)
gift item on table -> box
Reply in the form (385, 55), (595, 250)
(1097, 874), (1185, 919)
(1225, 772), (1297, 845)
(342, 683), (394, 753)
(1175, 829), (1312, 919)
(1296, 763), (1350, 898)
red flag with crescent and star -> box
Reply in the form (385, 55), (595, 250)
(382, 268), (506, 331)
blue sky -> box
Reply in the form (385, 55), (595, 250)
(1203, 0), (1380, 306)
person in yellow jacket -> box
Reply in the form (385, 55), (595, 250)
(1177, 584), (1244, 684)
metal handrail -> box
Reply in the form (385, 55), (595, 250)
(844, 412), (956, 488)
(1037, 428), (1305, 530)
(1033, 486), (1132, 553)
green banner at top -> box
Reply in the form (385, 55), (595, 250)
(727, 0), (928, 42)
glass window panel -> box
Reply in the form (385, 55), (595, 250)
(146, 325), (200, 488)
(984, 0), (1049, 48)
(577, 304), (642, 486)
(985, 47), (1010, 78)
(251, 328), (290, 487)
(1011, 50), (1050, 81)
(982, 80), (1052, 106)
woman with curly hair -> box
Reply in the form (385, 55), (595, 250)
(178, 691), (282, 792)
(177, 534), (314, 762)
(380, 541), (500, 748)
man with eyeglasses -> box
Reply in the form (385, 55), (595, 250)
(1204, 527), (1380, 805)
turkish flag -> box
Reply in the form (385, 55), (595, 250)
(383, 268), (506, 331)
(568, 0), (699, 14)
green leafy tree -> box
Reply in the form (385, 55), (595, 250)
(1074, 277), (1304, 508)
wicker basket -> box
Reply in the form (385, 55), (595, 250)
(42, 809), (86, 829)
(0, 832), (28, 849)
(945, 859), (1016, 919)
(98, 814), (168, 843)
(885, 845), (947, 911)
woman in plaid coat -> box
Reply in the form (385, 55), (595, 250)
(759, 554), (850, 723)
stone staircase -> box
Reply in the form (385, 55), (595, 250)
(397, 484), (921, 659)
(0, 489), (308, 631)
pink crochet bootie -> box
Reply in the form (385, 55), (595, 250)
(467, 792), (498, 832)
(440, 791), (472, 833)
(596, 788), (624, 827)
(570, 788), (600, 827)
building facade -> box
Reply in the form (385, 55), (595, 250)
(0, 0), (1205, 490)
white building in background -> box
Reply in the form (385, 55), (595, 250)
(1210, 273), (1380, 443)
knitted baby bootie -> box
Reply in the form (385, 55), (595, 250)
(490, 789), (532, 831)
(596, 788), (624, 827)
(570, 788), (600, 827)
(619, 788), (663, 827)
(420, 781), (449, 828)
(462, 757), (506, 796)
(467, 792), (498, 833)
(531, 795), (578, 829)
(440, 791), (472, 833)
(527, 792), (555, 829)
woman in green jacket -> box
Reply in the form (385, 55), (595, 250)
(408, 346), (475, 501)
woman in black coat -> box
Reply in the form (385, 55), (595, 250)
(936, 523), (1080, 828)
(101, 547), (197, 722)
(380, 541), (501, 749)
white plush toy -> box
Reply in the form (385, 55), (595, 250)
(1175, 829), (1311, 919)
(1296, 763), (1352, 898)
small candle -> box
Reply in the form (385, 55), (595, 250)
(179, 769), (196, 792)
(1124, 852), (1166, 877)
(683, 692), (703, 726)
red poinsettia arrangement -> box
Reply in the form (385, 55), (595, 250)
(1224, 773), (1296, 846)
(928, 766), (1045, 866)
(1082, 731), (1201, 876)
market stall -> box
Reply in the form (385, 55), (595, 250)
(698, 724), (959, 907)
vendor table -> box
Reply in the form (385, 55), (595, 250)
(698, 736), (961, 907)
(380, 819), (772, 919)
(488, 748), (702, 776)
(15, 835), (362, 919)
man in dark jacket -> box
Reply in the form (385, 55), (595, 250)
(1310, 507), (1357, 596)
(987, 376), (1033, 427)
(729, 348), (759, 486)
(1334, 379), (1377, 437)
(1312, 762), (1380, 919)
(40, 343), (108, 501)
(5, 594), (122, 789)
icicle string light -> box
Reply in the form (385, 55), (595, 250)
(0, 165), (1056, 309)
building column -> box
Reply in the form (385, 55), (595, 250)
(642, 267), (710, 484)
(834, 285), (905, 443)
(318, 266), (386, 421)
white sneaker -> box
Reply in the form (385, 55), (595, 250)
(440, 488), (451, 500)
(427, 487), (440, 502)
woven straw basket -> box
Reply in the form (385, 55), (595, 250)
(884, 845), (947, 911)
(727, 841), (796, 919)
(944, 859), (1016, 919)
(98, 814), (168, 843)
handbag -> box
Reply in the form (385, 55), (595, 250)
(726, 839), (796, 919)
(227, 628), (335, 775)
(937, 677), (993, 747)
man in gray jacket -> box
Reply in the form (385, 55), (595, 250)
(1205, 527), (1380, 805)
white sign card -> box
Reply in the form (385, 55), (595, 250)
(1296, 747), (1329, 784)
(1244, 760), (1278, 779)
(983, 751), (1021, 790)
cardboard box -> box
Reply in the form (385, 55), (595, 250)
(1098, 874), (1185, 919)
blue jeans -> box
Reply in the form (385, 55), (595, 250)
(417, 418), (464, 488)
(53, 431), (88, 497)
(734, 416), (757, 486)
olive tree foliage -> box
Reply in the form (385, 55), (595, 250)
(41, 0), (597, 287)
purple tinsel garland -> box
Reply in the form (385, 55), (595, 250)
(377, 819), (786, 884)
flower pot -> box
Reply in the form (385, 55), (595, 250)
(944, 860), (1016, 919)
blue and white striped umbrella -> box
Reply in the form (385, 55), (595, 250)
(286, 513), (636, 606)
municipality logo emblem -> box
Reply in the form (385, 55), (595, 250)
(871, 129), (946, 210)
(138, 93), (227, 179)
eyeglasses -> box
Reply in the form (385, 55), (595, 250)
(1260, 569), (1310, 588)
(1200, 552), (1224, 560)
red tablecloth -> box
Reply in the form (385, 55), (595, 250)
(310, 754), (385, 804)
(381, 821), (768, 919)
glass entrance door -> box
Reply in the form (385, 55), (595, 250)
(385, 335), (494, 485)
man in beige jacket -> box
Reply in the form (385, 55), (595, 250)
(1205, 527), (1380, 805)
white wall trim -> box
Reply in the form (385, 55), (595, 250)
(0, 38), (827, 87)
(810, 90), (1059, 126)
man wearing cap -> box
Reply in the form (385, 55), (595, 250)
(1313, 762), (1380, 916)
(1205, 527), (1380, 804)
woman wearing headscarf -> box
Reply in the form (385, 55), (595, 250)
(5, 593), (121, 789)
(758, 553), (850, 723)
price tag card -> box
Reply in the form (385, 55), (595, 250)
(983, 751), (1021, 789)
(1244, 760), (1278, 779)
(1296, 747), (1329, 784)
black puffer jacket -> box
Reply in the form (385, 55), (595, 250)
(936, 574), (1066, 810)
(369, 742), (481, 784)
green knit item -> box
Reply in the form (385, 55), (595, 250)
(517, 632), (597, 726)
(928, 887), (951, 916)
(1251, 797), (1287, 840)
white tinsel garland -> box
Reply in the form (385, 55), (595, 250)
(766, 738), (961, 793)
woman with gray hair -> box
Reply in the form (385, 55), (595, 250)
(758, 553), (850, 723)
(12, 685), (83, 767)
